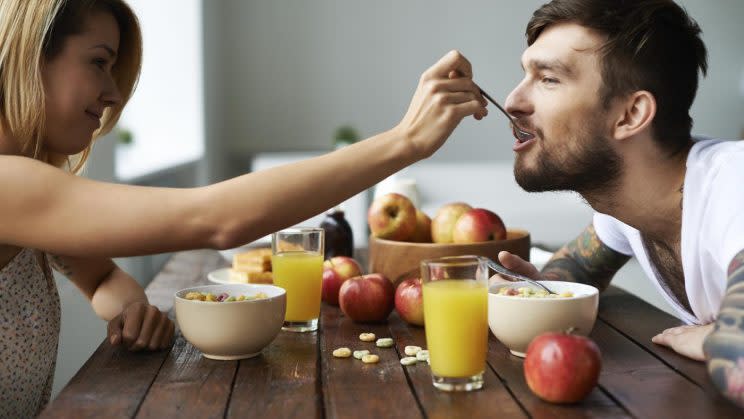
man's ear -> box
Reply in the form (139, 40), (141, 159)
(612, 91), (656, 141)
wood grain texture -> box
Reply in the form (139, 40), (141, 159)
(40, 250), (743, 418)
(135, 336), (237, 419)
(598, 287), (728, 398)
(487, 333), (629, 419)
(592, 319), (743, 418)
(320, 306), (424, 419)
(369, 229), (531, 284)
(226, 327), (322, 418)
(388, 313), (528, 419)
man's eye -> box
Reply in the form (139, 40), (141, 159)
(542, 77), (559, 85)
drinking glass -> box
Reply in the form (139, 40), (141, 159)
(271, 227), (324, 332)
(421, 255), (489, 391)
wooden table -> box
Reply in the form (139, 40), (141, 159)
(41, 250), (742, 418)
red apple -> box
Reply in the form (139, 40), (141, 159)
(339, 273), (395, 322)
(367, 193), (417, 241)
(524, 331), (602, 404)
(394, 277), (424, 326)
(431, 202), (472, 243)
(322, 256), (363, 305)
(452, 208), (507, 243)
(410, 210), (432, 243)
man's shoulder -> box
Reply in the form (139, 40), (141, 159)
(689, 137), (744, 170)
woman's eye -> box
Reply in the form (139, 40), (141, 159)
(93, 58), (107, 69)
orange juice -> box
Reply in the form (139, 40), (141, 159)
(423, 279), (488, 378)
(272, 251), (323, 321)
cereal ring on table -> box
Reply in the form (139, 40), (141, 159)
(376, 338), (394, 348)
(332, 347), (352, 358)
(362, 354), (380, 364)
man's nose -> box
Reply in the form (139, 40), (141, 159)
(504, 82), (532, 118)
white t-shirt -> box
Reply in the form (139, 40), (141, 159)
(593, 138), (744, 325)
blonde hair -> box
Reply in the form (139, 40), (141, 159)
(0, 0), (141, 173)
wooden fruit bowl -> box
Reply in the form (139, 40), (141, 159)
(368, 228), (531, 285)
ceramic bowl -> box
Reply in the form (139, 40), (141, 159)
(488, 280), (599, 357)
(174, 284), (286, 360)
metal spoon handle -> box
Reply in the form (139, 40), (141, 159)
(478, 87), (534, 141)
(486, 259), (557, 295)
(479, 88), (512, 121)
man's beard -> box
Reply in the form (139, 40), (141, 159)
(514, 125), (623, 196)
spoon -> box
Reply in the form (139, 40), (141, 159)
(485, 258), (558, 295)
(478, 88), (535, 142)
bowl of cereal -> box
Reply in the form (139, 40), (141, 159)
(174, 284), (286, 360)
(488, 281), (599, 357)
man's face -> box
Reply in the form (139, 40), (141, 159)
(505, 23), (622, 194)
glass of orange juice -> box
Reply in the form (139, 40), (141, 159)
(271, 227), (324, 332)
(421, 255), (489, 391)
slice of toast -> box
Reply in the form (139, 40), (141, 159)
(233, 247), (272, 271)
(230, 247), (273, 284)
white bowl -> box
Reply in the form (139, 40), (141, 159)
(488, 281), (599, 357)
(174, 284), (285, 360)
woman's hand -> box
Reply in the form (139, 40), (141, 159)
(108, 301), (175, 351)
(395, 50), (488, 159)
(652, 323), (714, 361)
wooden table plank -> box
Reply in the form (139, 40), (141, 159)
(40, 249), (225, 419)
(388, 314), (528, 419)
(38, 343), (169, 419)
(226, 328), (322, 418)
(598, 286), (728, 398)
(320, 306), (424, 419)
(591, 319), (743, 418)
(487, 333), (629, 419)
(135, 336), (237, 419)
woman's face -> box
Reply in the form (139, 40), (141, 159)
(41, 10), (122, 155)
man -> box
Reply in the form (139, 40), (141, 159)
(497, 0), (744, 408)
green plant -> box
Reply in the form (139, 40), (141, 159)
(117, 127), (134, 145)
(334, 125), (360, 146)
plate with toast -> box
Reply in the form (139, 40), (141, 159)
(208, 246), (273, 285)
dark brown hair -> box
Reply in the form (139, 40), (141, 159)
(526, 0), (707, 156)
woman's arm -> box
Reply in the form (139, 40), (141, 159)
(0, 51), (486, 258)
(51, 255), (173, 350)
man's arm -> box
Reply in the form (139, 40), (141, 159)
(540, 224), (631, 292)
(703, 249), (744, 409)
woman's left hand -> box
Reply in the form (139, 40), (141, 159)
(107, 301), (174, 351)
(651, 323), (714, 361)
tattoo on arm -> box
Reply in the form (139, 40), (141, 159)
(540, 224), (630, 292)
(703, 249), (744, 409)
(49, 255), (73, 277)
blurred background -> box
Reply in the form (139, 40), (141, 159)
(54, 0), (744, 397)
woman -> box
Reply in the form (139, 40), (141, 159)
(0, 0), (487, 416)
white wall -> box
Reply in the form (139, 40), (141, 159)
(116, 0), (204, 181)
(202, 0), (744, 165)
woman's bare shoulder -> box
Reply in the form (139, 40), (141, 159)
(0, 154), (72, 186)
